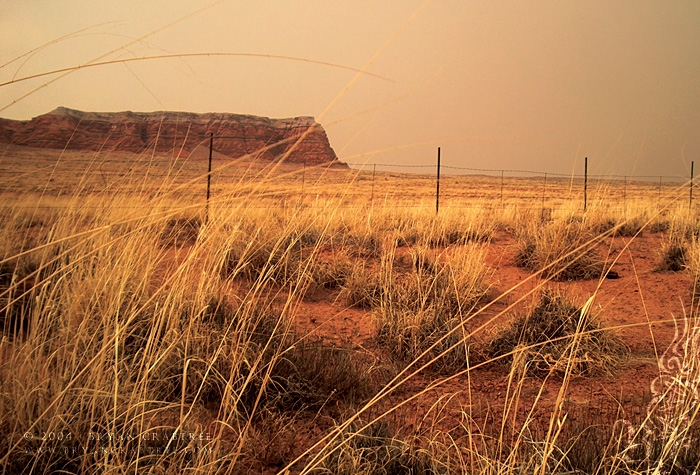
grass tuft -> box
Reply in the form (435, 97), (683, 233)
(514, 219), (605, 281)
(313, 420), (441, 475)
(160, 214), (203, 246)
(487, 290), (629, 375)
(374, 245), (491, 371)
(657, 238), (688, 272)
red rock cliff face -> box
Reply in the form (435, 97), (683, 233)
(0, 107), (344, 166)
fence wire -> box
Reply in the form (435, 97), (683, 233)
(0, 141), (696, 212)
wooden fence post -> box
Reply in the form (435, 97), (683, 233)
(690, 161), (694, 210)
(541, 172), (547, 214)
(500, 170), (504, 205)
(436, 147), (441, 214)
(584, 157), (588, 212)
(301, 157), (306, 205)
(206, 132), (213, 223)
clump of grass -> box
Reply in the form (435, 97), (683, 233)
(648, 219), (670, 233)
(160, 214), (203, 246)
(666, 211), (700, 241)
(311, 251), (356, 290)
(0, 215), (91, 335)
(514, 219), (605, 281)
(338, 232), (383, 258)
(550, 398), (650, 474)
(0, 261), (35, 335)
(656, 238), (688, 272)
(606, 313), (700, 473)
(374, 245), (491, 371)
(688, 241), (700, 301)
(0, 216), (209, 472)
(394, 209), (493, 248)
(153, 295), (384, 413)
(246, 408), (299, 469)
(271, 339), (389, 411)
(326, 210), (385, 258)
(220, 225), (313, 286)
(655, 214), (700, 272)
(487, 290), (628, 375)
(339, 261), (386, 309)
(0, 198), (394, 473)
(312, 420), (441, 475)
(585, 212), (647, 238)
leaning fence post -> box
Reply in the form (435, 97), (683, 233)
(584, 157), (588, 212)
(436, 147), (441, 214)
(206, 132), (213, 223)
(371, 164), (376, 205)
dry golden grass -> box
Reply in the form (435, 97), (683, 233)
(3, 6), (700, 470)
(2, 142), (699, 475)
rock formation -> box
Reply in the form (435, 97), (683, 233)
(0, 107), (344, 166)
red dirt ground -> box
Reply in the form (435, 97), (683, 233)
(278, 229), (691, 472)
(155, 228), (689, 472)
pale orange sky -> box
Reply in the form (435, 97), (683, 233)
(1, 1), (698, 178)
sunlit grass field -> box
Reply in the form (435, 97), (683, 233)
(1, 143), (699, 474)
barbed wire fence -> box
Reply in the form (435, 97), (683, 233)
(0, 139), (696, 216)
(343, 148), (696, 214)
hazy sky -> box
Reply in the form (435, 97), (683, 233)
(1, 1), (699, 178)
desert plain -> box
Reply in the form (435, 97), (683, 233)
(1, 140), (699, 474)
